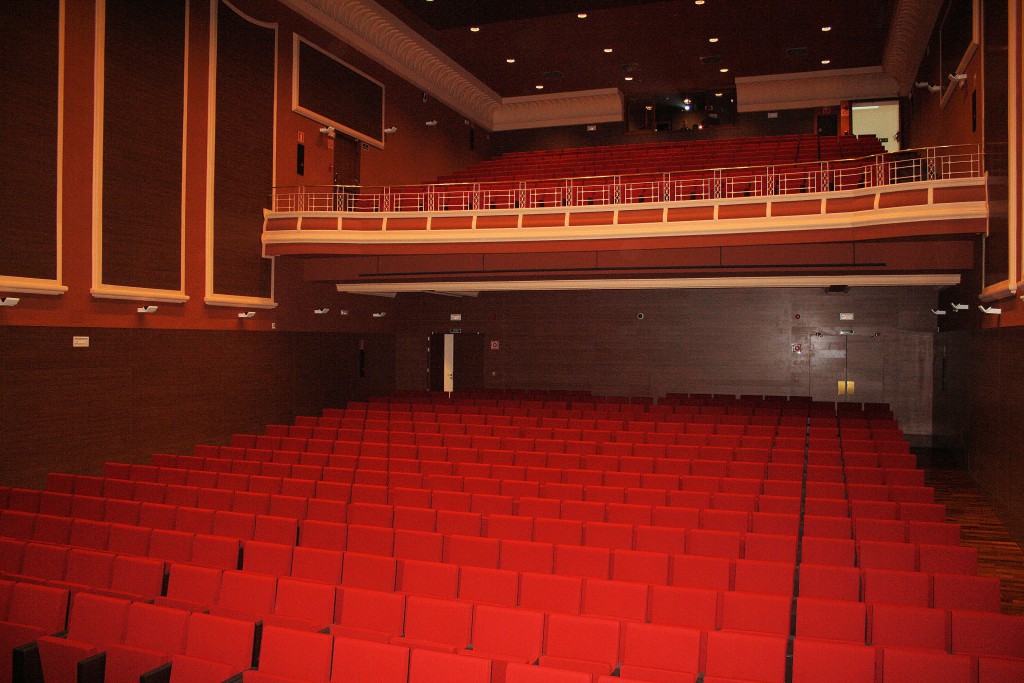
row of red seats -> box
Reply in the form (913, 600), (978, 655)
(178, 449), (923, 486)
(325, 405), (901, 429)
(251, 428), (910, 456)
(339, 403), (895, 423)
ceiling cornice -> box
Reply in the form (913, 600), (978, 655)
(882, 0), (946, 96)
(736, 67), (899, 112)
(280, 0), (624, 131)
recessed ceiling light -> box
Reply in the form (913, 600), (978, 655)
(683, 98), (692, 104)
(720, 67), (729, 73)
(470, 26), (480, 32)
(715, 92), (723, 97)
(577, 12), (587, 19)
(708, 37), (719, 43)
(535, 84), (544, 89)
(821, 26), (832, 32)
(694, 0), (705, 5)
(603, 48), (613, 53)
(645, 105), (653, 111)
(821, 59), (831, 65)
(624, 76), (634, 81)
(506, 58), (515, 63)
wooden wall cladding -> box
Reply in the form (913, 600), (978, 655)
(0, 0), (60, 281)
(212, 0), (275, 298)
(0, 327), (391, 490)
(101, 0), (186, 290)
(392, 287), (938, 437)
(294, 37), (383, 147)
(934, 326), (1024, 541)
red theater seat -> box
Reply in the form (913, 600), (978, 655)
(242, 625), (333, 683)
(331, 637), (409, 683)
(792, 638), (876, 683)
(881, 648), (972, 683)
(332, 586), (406, 642)
(103, 601), (190, 683)
(704, 630), (787, 683)
(170, 612), (256, 683)
(462, 604), (545, 683)
(870, 603), (949, 651)
(408, 647), (492, 683)
(392, 595), (473, 653)
(36, 593), (131, 683)
(796, 596), (867, 642)
(539, 613), (621, 677)
(617, 621), (701, 683)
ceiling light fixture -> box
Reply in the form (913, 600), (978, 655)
(603, 48), (613, 53)
(683, 98), (692, 104)
(577, 12), (587, 19)
(719, 67), (729, 73)
(821, 25), (832, 32)
(535, 84), (544, 89)
(470, 26), (480, 32)
(506, 58), (515, 63)
(708, 37), (719, 43)
(624, 76), (634, 81)
(694, 0), (705, 5)
(715, 92), (723, 96)
(821, 59), (831, 65)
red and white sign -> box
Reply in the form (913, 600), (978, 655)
(297, 131), (305, 144)
(490, 340), (500, 350)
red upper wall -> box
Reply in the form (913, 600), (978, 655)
(0, 0), (486, 334)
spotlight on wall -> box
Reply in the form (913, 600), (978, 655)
(948, 72), (968, 83)
(319, 126), (336, 138)
(238, 311), (256, 319)
(978, 305), (1002, 315)
(0, 297), (20, 307)
(339, 309), (349, 316)
(914, 81), (942, 93)
(384, 127), (397, 134)
(137, 305), (158, 314)
(950, 303), (968, 311)
(372, 312), (387, 318)
(930, 309), (947, 315)
(425, 120), (438, 127)
(314, 308), (330, 315)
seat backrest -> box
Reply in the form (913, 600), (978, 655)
(124, 602), (190, 654)
(66, 593), (130, 644)
(544, 613), (620, 667)
(7, 582), (69, 633)
(331, 637), (409, 683)
(184, 612), (255, 670)
(257, 625), (332, 682)
(403, 595), (473, 647)
(470, 604), (544, 660)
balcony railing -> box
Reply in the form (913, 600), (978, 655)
(270, 144), (984, 214)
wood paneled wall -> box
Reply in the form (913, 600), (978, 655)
(212, 0), (276, 299)
(0, 0), (487, 330)
(393, 287), (939, 438)
(101, 0), (186, 291)
(0, 0), (61, 281)
(0, 327), (394, 490)
(934, 325), (1024, 542)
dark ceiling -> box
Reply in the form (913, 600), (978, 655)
(377, 0), (893, 100)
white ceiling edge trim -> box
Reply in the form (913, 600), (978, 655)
(282, 0), (624, 131)
(492, 89), (624, 131)
(736, 66), (899, 113)
(337, 274), (962, 295)
(883, 0), (946, 96)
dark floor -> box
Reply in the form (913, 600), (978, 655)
(920, 448), (1024, 617)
